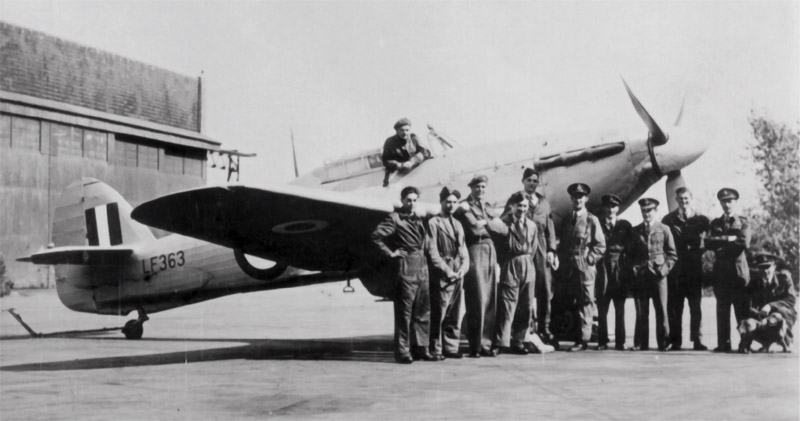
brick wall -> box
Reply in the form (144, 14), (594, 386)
(0, 22), (201, 132)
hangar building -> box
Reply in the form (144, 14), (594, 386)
(1, 22), (222, 287)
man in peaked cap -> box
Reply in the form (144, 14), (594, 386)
(381, 118), (430, 187)
(662, 187), (710, 351)
(427, 187), (470, 360)
(628, 198), (677, 351)
(739, 251), (796, 352)
(501, 168), (558, 349)
(455, 174), (500, 357)
(594, 194), (633, 350)
(557, 182), (605, 351)
(706, 187), (751, 352)
(371, 186), (432, 364)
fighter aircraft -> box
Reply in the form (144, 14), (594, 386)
(19, 80), (708, 339)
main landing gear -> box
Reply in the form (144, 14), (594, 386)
(122, 307), (149, 340)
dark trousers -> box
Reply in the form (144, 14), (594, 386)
(714, 286), (749, 348)
(633, 276), (669, 349)
(667, 253), (704, 347)
(596, 255), (626, 347)
(430, 262), (464, 355)
(533, 250), (553, 337)
(668, 280), (703, 346)
(464, 240), (497, 354)
(495, 255), (535, 348)
(393, 253), (430, 359)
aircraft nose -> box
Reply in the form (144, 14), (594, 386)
(651, 126), (710, 175)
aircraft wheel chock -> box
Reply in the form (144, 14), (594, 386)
(123, 319), (144, 340)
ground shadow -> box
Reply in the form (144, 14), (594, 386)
(1, 334), (399, 371)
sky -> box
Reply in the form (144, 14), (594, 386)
(2, 0), (798, 221)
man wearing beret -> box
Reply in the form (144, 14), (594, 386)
(706, 188), (751, 352)
(739, 251), (796, 352)
(492, 191), (539, 354)
(628, 198), (677, 351)
(502, 168), (559, 346)
(594, 194), (633, 350)
(454, 174), (500, 357)
(661, 187), (710, 351)
(557, 183), (606, 352)
(427, 187), (470, 360)
(371, 186), (433, 363)
(381, 118), (430, 187)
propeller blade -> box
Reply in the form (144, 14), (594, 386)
(290, 127), (299, 178)
(621, 78), (668, 146)
(665, 170), (686, 213)
(674, 94), (686, 126)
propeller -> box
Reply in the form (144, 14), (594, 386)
(622, 78), (668, 146)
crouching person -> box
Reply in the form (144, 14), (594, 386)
(492, 191), (538, 355)
(428, 187), (470, 360)
(371, 186), (432, 364)
(738, 251), (796, 353)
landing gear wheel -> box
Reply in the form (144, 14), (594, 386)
(123, 320), (143, 340)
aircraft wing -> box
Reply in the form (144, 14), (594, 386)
(18, 246), (134, 265)
(131, 184), (395, 271)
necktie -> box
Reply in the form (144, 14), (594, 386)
(572, 212), (578, 225)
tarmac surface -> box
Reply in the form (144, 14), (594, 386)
(1, 282), (798, 420)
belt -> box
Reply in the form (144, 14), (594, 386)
(509, 252), (532, 258)
(468, 234), (492, 244)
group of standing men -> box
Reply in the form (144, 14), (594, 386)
(372, 118), (796, 364)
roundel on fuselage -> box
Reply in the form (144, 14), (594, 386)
(233, 249), (288, 281)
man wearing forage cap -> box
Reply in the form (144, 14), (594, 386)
(427, 187), (470, 360)
(594, 194), (633, 351)
(371, 186), (432, 364)
(557, 182), (606, 352)
(381, 118), (429, 187)
(454, 174), (500, 357)
(628, 198), (677, 351)
(706, 187), (751, 353)
(502, 168), (558, 347)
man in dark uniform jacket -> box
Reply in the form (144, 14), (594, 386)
(739, 251), (796, 353)
(371, 186), (433, 363)
(428, 187), (470, 360)
(381, 118), (429, 187)
(454, 174), (500, 357)
(492, 191), (539, 354)
(502, 168), (558, 345)
(595, 194), (633, 350)
(557, 183), (606, 352)
(628, 198), (677, 351)
(706, 187), (751, 353)
(662, 187), (710, 351)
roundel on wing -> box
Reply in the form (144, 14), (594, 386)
(272, 219), (329, 234)
(233, 249), (288, 281)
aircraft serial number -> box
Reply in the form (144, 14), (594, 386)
(142, 251), (185, 276)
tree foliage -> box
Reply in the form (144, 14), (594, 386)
(747, 114), (799, 283)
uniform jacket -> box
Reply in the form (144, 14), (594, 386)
(628, 220), (678, 281)
(749, 269), (797, 325)
(381, 134), (427, 171)
(706, 214), (751, 288)
(557, 210), (606, 269)
(599, 217), (633, 286)
(502, 193), (556, 257)
(428, 214), (470, 279)
(662, 210), (710, 257)
(455, 195), (497, 245)
(493, 213), (539, 265)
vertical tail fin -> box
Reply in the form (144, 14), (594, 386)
(53, 178), (155, 247)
